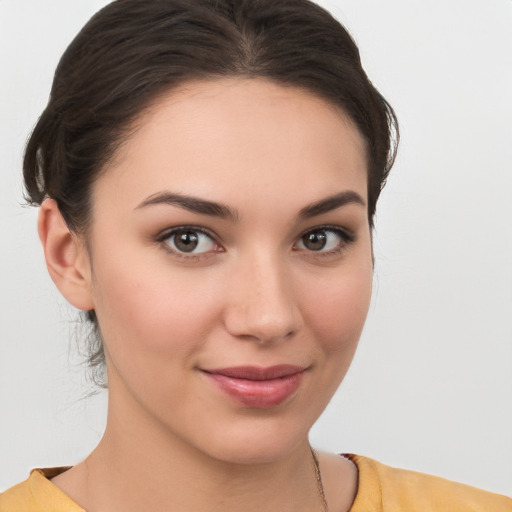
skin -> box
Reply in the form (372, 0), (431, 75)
(39, 78), (373, 512)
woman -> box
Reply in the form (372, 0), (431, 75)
(0, 0), (510, 510)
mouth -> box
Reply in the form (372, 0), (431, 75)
(201, 365), (306, 408)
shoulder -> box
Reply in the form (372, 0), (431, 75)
(0, 480), (34, 512)
(346, 454), (512, 512)
(0, 473), (41, 512)
(0, 467), (83, 512)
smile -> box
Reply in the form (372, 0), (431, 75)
(201, 365), (306, 408)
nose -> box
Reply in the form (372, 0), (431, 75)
(223, 251), (303, 344)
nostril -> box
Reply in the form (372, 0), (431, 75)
(223, 305), (302, 344)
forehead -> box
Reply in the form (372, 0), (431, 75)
(96, 78), (368, 213)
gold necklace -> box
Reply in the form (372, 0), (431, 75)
(311, 448), (329, 512)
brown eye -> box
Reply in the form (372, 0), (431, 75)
(302, 231), (327, 251)
(164, 229), (217, 254)
(295, 227), (353, 253)
(174, 230), (199, 252)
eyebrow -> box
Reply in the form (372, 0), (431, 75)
(136, 189), (365, 221)
(136, 192), (239, 221)
(298, 190), (365, 219)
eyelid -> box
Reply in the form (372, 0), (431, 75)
(294, 224), (356, 253)
(299, 224), (355, 241)
(155, 225), (218, 242)
(154, 223), (355, 259)
(155, 225), (223, 257)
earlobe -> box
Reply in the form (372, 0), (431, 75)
(38, 198), (94, 311)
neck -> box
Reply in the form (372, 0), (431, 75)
(83, 430), (320, 512)
(61, 391), (324, 512)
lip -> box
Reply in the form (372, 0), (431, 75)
(201, 365), (306, 408)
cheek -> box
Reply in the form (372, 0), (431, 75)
(291, 257), (373, 418)
(90, 251), (222, 360)
(300, 262), (373, 354)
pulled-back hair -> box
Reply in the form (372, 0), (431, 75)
(23, 0), (398, 384)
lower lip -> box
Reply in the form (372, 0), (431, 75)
(203, 371), (305, 408)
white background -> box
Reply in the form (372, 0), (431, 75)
(1, 0), (511, 496)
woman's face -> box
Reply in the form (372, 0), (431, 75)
(85, 78), (372, 463)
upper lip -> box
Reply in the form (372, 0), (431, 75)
(202, 365), (306, 381)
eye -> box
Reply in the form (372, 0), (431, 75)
(295, 227), (353, 252)
(160, 228), (219, 254)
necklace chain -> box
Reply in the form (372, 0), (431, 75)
(311, 448), (329, 512)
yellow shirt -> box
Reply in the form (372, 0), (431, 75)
(1, 455), (510, 511)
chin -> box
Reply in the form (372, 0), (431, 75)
(210, 439), (306, 466)
(188, 414), (315, 466)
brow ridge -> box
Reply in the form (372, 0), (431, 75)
(298, 191), (365, 219)
(136, 192), (239, 220)
(137, 189), (364, 221)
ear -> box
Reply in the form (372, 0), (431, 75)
(38, 198), (94, 311)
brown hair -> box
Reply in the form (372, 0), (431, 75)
(23, 0), (398, 384)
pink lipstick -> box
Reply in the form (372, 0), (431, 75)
(202, 365), (305, 408)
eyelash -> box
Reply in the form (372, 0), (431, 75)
(155, 226), (222, 261)
(155, 224), (355, 260)
(294, 225), (355, 257)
